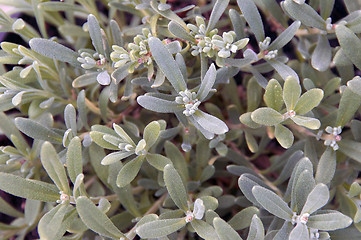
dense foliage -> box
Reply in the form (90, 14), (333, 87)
(0, 0), (361, 239)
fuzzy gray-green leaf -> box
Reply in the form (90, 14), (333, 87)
(336, 87), (361, 127)
(148, 37), (186, 92)
(275, 124), (294, 149)
(237, 0), (265, 42)
(29, 38), (79, 66)
(251, 107), (283, 126)
(268, 21), (301, 51)
(15, 117), (62, 143)
(76, 196), (125, 239)
(264, 79), (284, 111)
(116, 155), (144, 188)
(300, 183), (329, 215)
(252, 186), (293, 220)
(336, 24), (361, 71)
(136, 218), (186, 238)
(207, 0), (230, 33)
(87, 14), (105, 56)
(164, 164), (188, 211)
(315, 148), (336, 184)
(66, 137), (83, 184)
(0, 172), (59, 202)
(283, 76), (301, 111)
(307, 211), (353, 231)
(41, 142), (70, 194)
(282, 0), (326, 30)
(311, 34), (332, 72)
(214, 217), (243, 240)
(294, 88), (323, 115)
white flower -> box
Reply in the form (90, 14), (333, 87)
(185, 199), (205, 223)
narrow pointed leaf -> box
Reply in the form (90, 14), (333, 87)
(15, 117), (62, 143)
(214, 217), (243, 240)
(87, 14), (105, 56)
(164, 164), (188, 211)
(116, 155), (144, 188)
(168, 21), (194, 42)
(191, 219), (219, 240)
(146, 153), (172, 171)
(252, 186), (293, 220)
(192, 110), (229, 135)
(336, 24), (361, 70)
(282, 0), (326, 30)
(207, 0), (230, 33)
(246, 214), (264, 240)
(41, 142), (70, 194)
(137, 95), (181, 113)
(315, 149), (336, 184)
(288, 223), (308, 240)
(311, 34), (332, 72)
(143, 121), (160, 149)
(101, 151), (133, 165)
(269, 21), (301, 50)
(197, 63), (217, 101)
(308, 211), (353, 231)
(148, 37), (186, 92)
(237, 0), (265, 42)
(76, 196), (125, 239)
(29, 38), (79, 66)
(0, 172), (59, 202)
(301, 184), (329, 215)
(136, 218), (186, 238)
(66, 137), (83, 184)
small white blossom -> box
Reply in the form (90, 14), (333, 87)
(185, 199), (205, 223)
(283, 110), (296, 120)
(323, 126), (342, 151)
(291, 212), (310, 225)
(57, 191), (70, 204)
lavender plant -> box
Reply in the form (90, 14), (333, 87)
(0, 0), (361, 239)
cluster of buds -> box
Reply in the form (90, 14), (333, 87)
(110, 28), (153, 74)
(188, 16), (248, 60)
(259, 37), (278, 60)
(175, 89), (201, 116)
(77, 51), (106, 70)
